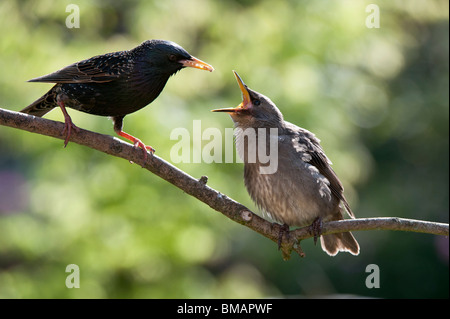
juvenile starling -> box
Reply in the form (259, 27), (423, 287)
(212, 71), (360, 256)
(21, 39), (214, 155)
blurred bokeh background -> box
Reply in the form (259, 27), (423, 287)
(0, 0), (448, 298)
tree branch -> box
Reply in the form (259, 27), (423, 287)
(1, 107), (448, 259)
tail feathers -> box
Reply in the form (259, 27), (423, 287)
(320, 232), (360, 256)
(21, 90), (55, 117)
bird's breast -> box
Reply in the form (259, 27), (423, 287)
(58, 73), (170, 117)
(243, 143), (339, 227)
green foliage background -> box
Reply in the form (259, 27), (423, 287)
(0, 0), (448, 298)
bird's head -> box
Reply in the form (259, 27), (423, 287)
(136, 40), (214, 74)
(212, 71), (284, 129)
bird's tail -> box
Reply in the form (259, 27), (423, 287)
(20, 88), (55, 117)
(320, 231), (360, 256)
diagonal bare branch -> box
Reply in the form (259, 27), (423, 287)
(1, 107), (448, 260)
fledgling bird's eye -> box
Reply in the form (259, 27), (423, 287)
(168, 54), (178, 62)
(253, 99), (261, 106)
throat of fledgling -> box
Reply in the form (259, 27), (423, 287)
(234, 126), (279, 175)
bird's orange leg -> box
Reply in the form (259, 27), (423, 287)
(116, 130), (155, 155)
(112, 116), (155, 161)
(57, 101), (79, 147)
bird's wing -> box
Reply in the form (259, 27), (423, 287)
(28, 52), (131, 84)
(289, 124), (355, 218)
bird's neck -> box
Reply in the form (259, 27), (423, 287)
(234, 124), (281, 174)
(129, 70), (172, 106)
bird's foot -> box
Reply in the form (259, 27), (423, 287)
(57, 100), (79, 147)
(116, 130), (155, 160)
(61, 116), (80, 148)
(132, 139), (155, 160)
(277, 223), (290, 250)
(309, 217), (323, 245)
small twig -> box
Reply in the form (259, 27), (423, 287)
(1, 108), (448, 259)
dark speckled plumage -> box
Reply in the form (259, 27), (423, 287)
(21, 39), (214, 152)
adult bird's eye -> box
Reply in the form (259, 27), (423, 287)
(168, 54), (177, 62)
(253, 99), (261, 106)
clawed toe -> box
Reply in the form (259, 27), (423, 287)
(277, 223), (290, 250)
(309, 217), (323, 245)
(62, 118), (80, 147)
(132, 140), (155, 160)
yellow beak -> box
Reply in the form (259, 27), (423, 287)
(180, 56), (214, 72)
(211, 71), (251, 113)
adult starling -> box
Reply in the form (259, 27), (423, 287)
(212, 71), (360, 256)
(21, 39), (214, 155)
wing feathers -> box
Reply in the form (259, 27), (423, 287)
(291, 126), (355, 218)
(28, 52), (130, 84)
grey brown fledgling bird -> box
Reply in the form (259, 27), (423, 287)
(21, 40), (214, 156)
(212, 71), (359, 256)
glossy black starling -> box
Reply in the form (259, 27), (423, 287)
(212, 71), (360, 256)
(21, 39), (214, 154)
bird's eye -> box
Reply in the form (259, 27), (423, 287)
(168, 54), (178, 62)
(253, 99), (261, 106)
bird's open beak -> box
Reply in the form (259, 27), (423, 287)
(180, 56), (214, 72)
(211, 71), (251, 113)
